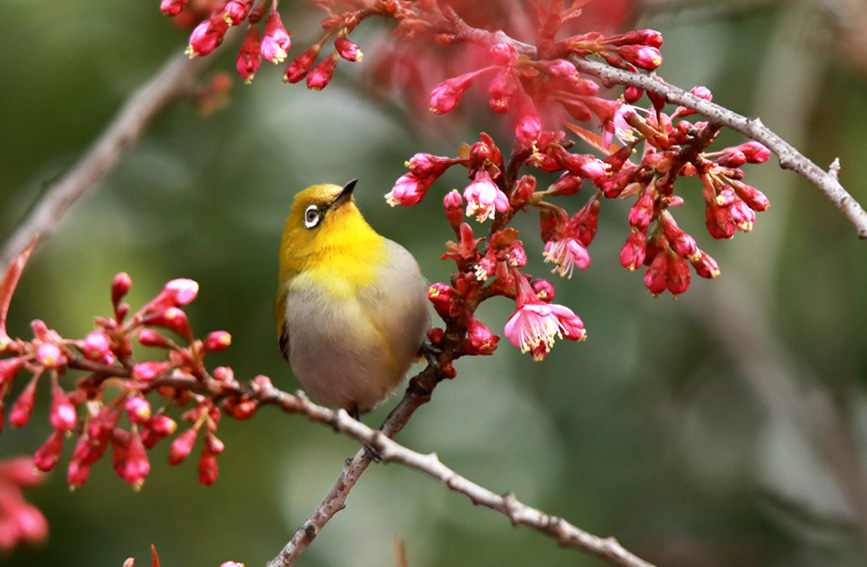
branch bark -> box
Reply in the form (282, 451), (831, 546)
(0, 50), (211, 274)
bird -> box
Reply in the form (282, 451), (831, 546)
(275, 180), (431, 418)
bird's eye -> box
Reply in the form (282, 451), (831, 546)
(304, 205), (321, 229)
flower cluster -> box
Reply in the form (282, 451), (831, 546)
(0, 456), (47, 551)
(0, 245), (263, 491)
(161, 0), (374, 88)
(381, 16), (770, 359)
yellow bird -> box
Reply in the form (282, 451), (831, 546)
(275, 180), (431, 417)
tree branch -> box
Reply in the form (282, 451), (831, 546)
(569, 57), (867, 239)
(0, 50), (211, 274)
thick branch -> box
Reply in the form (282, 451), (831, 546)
(0, 51), (210, 274)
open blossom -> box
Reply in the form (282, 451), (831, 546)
(543, 236), (590, 278)
(504, 277), (586, 361)
(261, 10), (291, 64)
(463, 170), (509, 222)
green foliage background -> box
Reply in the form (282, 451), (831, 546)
(1, 1), (866, 566)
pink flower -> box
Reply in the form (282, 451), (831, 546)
(0, 459), (48, 551)
(261, 10), (291, 64)
(164, 278), (199, 306)
(385, 173), (432, 207)
(504, 277), (586, 361)
(463, 170), (509, 222)
(125, 397), (152, 425)
(37, 343), (65, 370)
(543, 236), (590, 278)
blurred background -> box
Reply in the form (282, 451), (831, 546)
(1, 0), (867, 566)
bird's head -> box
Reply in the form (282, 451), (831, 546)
(279, 179), (383, 276)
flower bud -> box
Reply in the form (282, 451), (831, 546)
(163, 278), (199, 306)
(223, 0), (253, 25)
(261, 10), (291, 64)
(463, 315), (498, 355)
(169, 428), (199, 465)
(620, 229), (646, 271)
(532, 279), (555, 302)
(306, 52), (339, 90)
(67, 457), (91, 488)
(489, 42), (517, 66)
(50, 376), (77, 431)
(132, 361), (171, 381)
(0, 357), (25, 386)
(126, 397), (152, 425)
(112, 272), (133, 305)
(643, 249), (669, 296)
(443, 190), (464, 232)
(34, 430), (65, 472)
(9, 376), (38, 427)
(236, 24), (261, 83)
(690, 250), (720, 279)
(198, 448), (219, 486)
(186, 16), (230, 59)
(284, 44), (321, 83)
(429, 72), (476, 115)
(119, 429), (150, 489)
(83, 331), (112, 361)
(335, 37), (363, 62)
(623, 85), (643, 104)
(160, 0), (189, 16)
(205, 331), (232, 352)
(37, 344), (65, 370)
(138, 328), (173, 349)
(616, 45), (662, 70)
(385, 174), (431, 207)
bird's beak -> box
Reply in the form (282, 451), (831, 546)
(334, 179), (358, 207)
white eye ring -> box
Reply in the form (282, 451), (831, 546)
(304, 205), (321, 229)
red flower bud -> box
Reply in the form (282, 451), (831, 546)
(223, 0), (253, 25)
(67, 458), (91, 488)
(429, 72), (477, 115)
(112, 272), (133, 306)
(0, 357), (25, 386)
(666, 253), (691, 296)
(284, 44), (321, 83)
(169, 428), (199, 465)
(443, 190), (464, 232)
(690, 250), (720, 279)
(132, 361), (172, 381)
(464, 315), (498, 356)
(9, 375), (39, 428)
(236, 24), (261, 83)
(162, 278), (199, 306)
(205, 331), (232, 352)
(186, 16), (229, 59)
(138, 328), (173, 349)
(37, 343), (65, 370)
(125, 397), (152, 425)
(306, 52), (339, 90)
(617, 45), (662, 70)
(620, 229), (646, 271)
(160, 0), (189, 17)
(335, 37), (363, 62)
(532, 279), (556, 302)
(50, 376), (77, 431)
(34, 430), (65, 472)
(198, 448), (219, 486)
(118, 429), (150, 489)
(643, 248), (668, 296)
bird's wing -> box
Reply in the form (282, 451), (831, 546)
(275, 285), (290, 362)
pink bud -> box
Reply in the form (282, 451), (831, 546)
(83, 331), (112, 360)
(261, 10), (291, 64)
(0, 357), (25, 386)
(205, 331), (232, 352)
(385, 173), (432, 207)
(236, 24), (261, 84)
(666, 253), (692, 296)
(213, 366), (235, 383)
(205, 433), (225, 454)
(37, 343), (65, 370)
(125, 397), (152, 425)
(144, 307), (191, 340)
(223, 0), (253, 25)
(623, 85), (643, 103)
(220, 563), (245, 567)
(50, 376), (77, 431)
(643, 249), (669, 296)
(736, 141), (771, 163)
(12, 503), (48, 545)
(730, 180), (770, 211)
(464, 315), (498, 356)
(531, 279), (556, 302)
(488, 71), (517, 113)
(690, 250), (720, 279)
(335, 37), (363, 62)
(429, 72), (477, 114)
(138, 328), (173, 348)
(198, 448), (219, 485)
(617, 45), (662, 70)
(444, 190), (464, 232)
(67, 458), (91, 488)
(160, 0), (189, 17)
(112, 273), (133, 305)
(284, 45), (321, 83)
(118, 429), (150, 488)
(620, 229), (646, 271)
(306, 52), (339, 90)
(406, 153), (453, 180)
(132, 361), (171, 381)
(163, 278), (199, 306)
(515, 109), (542, 148)
(169, 428), (199, 465)
(186, 16), (230, 58)
(9, 376), (38, 427)
(489, 42), (517, 66)
(34, 430), (65, 472)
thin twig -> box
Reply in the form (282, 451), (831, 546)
(0, 51), (211, 273)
